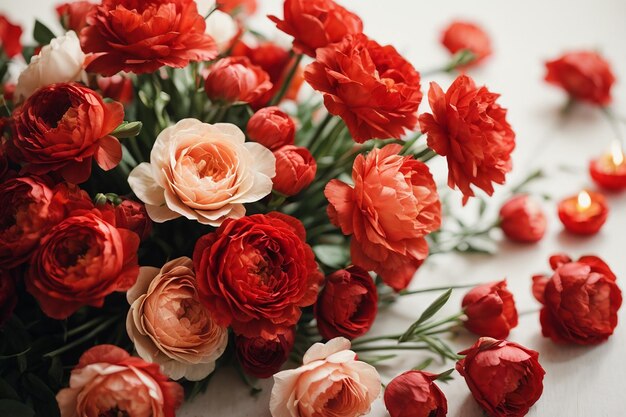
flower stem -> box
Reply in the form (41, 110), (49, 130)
(399, 283), (480, 296)
(352, 344), (432, 353)
(269, 53), (303, 106)
(308, 113), (335, 153)
(44, 317), (118, 358)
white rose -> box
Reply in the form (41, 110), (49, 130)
(15, 31), (86, 101)
(205, 9), (239, 53)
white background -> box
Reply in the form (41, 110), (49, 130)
(2, 0), (626, 416)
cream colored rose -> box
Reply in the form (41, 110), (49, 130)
(15, 31), (86, 101)
(126, 257), (228, 381)
(270, 337), (381, 417)
(205, 10), (240, 53)
(128, 119), (275, 226)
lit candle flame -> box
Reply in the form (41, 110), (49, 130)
(611, 140), (624, 166)
(577, 190), (592, 211)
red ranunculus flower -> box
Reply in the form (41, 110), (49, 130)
(11, 83), (124, 184)
(462, 280), (518, 339)
(269, 0), (363, 57)
(236, 328), (295, 379)
(0, 15), (22, 58)
(246, 106), (295, 150)
(0, 269), (17, 326)
(456, 338), (545, 417)
(532, 254), (622, 345)
(0, 143), (9, 179)
(306, 34), (423, 143)
(314, 266), (377, 340)
(56, 1), (94, 32)
(204, 56), (273, 105)
(80, 0), (217, 76)
(545, 51), (615, 106)
(193, 213), (322, 338)
(217, 0), (257, 16)
(499, 194), (547, 243)
(384, 370), (447, 417)
(25, 207), (140, 319)
(420, 75), (515, 204)
(272, 145), (317, 196)
(114, 198), (152, 241)
(441, 21), (492, 66)
(97, 74), (134, 105)
(325, 144), (441, 291)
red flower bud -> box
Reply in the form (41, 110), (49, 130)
(272, 145), (317, 196)
(384, 370), (447, 417)
(247, 107), (295, 150)
(114, 198), (153, 241)
(462, 280), (518, 339)
(499, 195), (547, 243)
(205, 57), (272, 105)
(56, 1), (94, 32)
(0, 15), (23, 58)
(441, 21), (492, 67)
(236, 329), (295, 379)
(97, 74), (134, 105)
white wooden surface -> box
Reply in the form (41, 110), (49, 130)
(3, 0), (626, 416)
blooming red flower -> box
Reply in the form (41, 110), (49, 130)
(272, 145), (317, 196)
(205, 56), (273, 104)
(557, 191), (608, 235)
(56, 1), (94, 32)
(80, 0), (217, 76)
(499, 194), (547, 243)
(25, 207), (140, 319)
(314, 266), (378, 340)
(456, 338), (545, 417)
(57, 345), (183, 417)
(269, 0), (363, 57)
(462, 280), (518, 339)
(420, 75), (515, 203)
(441, 21), (492, 66)
(545, 51), (615, 105)
(217, 0), (257, 16)
(236, 328), (295, 378)
(0, 15), (22, 58)
(97, 74), (134, 105)
(11, 83), (124, 184)
(247, 106), (295, 150)
(325, 144), (441, 291)
(306, 34), (423, 143)
(533, 254), (622, 345)
(193, 213), (322, 338)
(113, 198), (152, 241)
(384, 370), (447, 417)
(0, 269), (17, 326)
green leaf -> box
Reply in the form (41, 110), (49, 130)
(412, 357), (434, 371)
(22, 374), (60, 417)
(0, 400), (36, 417)
(313, 244), (349, 269)
(399, 289), (452, 343)
(33, 20), (56, 46)
(435, 368), (455, 383)
(111, 121), (143, 139)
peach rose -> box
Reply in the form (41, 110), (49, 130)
(127, 257), (228, 381)
(128, 119), (275, 226)
(270, 337), (380, 417)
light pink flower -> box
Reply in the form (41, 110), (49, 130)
(270, 337), (380, 417)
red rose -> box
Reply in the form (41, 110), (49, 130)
(25, 208), (140, 319)
(305, 34), (423, 143)
(545, 51), (615, 105)
(462, 280), (518, 339)
(0, 270), (17, 326)
(217, 0), (257, 16)
(247, 107), (295, 150)
(80, 0), (217, 76)
(325, 144), (441, 291)
(499, 194), (547, 243)
(0, 15), (22, 58)
(384, 370), (447, 417)
(97, 74), (134, 105)
(236, 329), (295, 378)
(0, 176), (56, 269)
(204, 57), (273, 105)
(441, 21), (492, 66)
(11, 83), (124, 184)
(56, 1), (94, 32)
(557, 191), (608, 235)
(269, 0), (363, 57)
(0, 144), (9, 179)
(272, 145), (317, 196)
(420, 75), (515, 204)
(456, 338), (545, 417)
(114, 198), (152, 241)
(532, 254), (622, 345)
(314, 266), (378, 340)
(193, 213), (322, 338)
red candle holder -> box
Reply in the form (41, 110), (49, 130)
(589, 140), (626, 190)
(557, 190), (609, 235)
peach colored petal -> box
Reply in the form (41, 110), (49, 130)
(303, 337), (351, 365)
(128, 163), (166, 206)
(127, 267), (160, 304)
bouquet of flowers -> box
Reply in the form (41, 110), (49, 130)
(1, 1), (622, 416)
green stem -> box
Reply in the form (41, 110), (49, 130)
(308, 113), (335, 152)
(44, 317), (118, 358)
(353, 345), (432, 353)
(601, 107), (625, 146)
(400, 283), (481, 296)
(269, 53), (303, 106)
(417, 148), (438, 163)
(413, 312), (464, 335)
(351, 334), (402, 346)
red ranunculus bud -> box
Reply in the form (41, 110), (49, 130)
(462, 280), (518, 339)
(384, 370), (447, 417)
(0, 15), (23, 58)
(456, 338), (545, 417)
(205, 57), (272, 105)
(441, 21), (492, 67)
(97, 74), (134, 105)
(56, 1), (94, 32)
(236, 329), (295, 378)
(114, 198), (153, 241)
(533, 254), (622, 345)
(0, 269), (17, 326)
(314, 266), (377, 340)
(545, 51), (615, 106)
(217, 0), (257, 16)
(247, 107), (295, 150)
(272, 145), (317, 196)
(499, 194), (547, 243)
